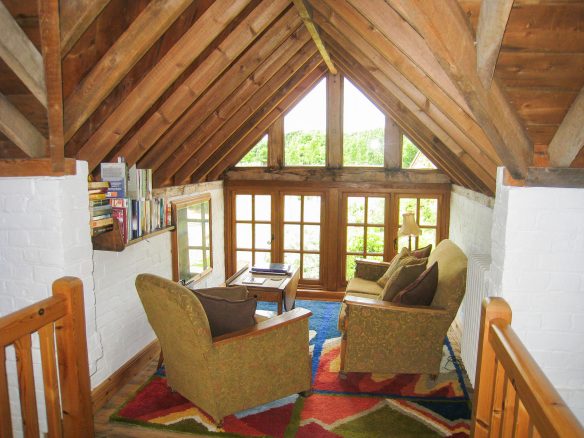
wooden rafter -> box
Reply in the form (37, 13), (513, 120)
(548, 86), (584, 167)
(118, 0), (296, 168)
(0, 0), (47, 107)
(476, 0), (514, 89)
(387, 0), (533, 179)
(64, 0), (193, 141)
(0, 93), (46, 158)
(292, 0), (337, 74)
(60, 0), (111, 57)
(38, 0), (65, 173)
(76, 0), (253, 172)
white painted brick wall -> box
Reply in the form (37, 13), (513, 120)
(490, 167), (584, 425)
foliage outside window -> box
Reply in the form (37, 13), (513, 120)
(234, 193), (272, 268)
(343, 79), (384, 167)
(402, 135), (436, 169)
(284, 78), (326, 166)
(397, 196), (438, 251)
(172, 194), (212, 284)
(236, 135), (268, 167)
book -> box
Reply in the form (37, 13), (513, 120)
(90, 213), (112, 221)
(90, 199), (110, 207)
(250, 263), (292, 275)
(91, 224), (113, 237)
(112, 207), (128, 243)
(242, 276), (266, 285)
(101, 162), (127, 198)
(89, 193), (107, 201)
(88, 181), (110, 189)
(91, 217), (114, 228)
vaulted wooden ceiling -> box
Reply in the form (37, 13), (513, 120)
(0, 0), (583, 195)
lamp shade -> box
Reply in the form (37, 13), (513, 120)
(399, 212), (421, 237)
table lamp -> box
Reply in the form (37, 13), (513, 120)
(399, 212), (421, 251)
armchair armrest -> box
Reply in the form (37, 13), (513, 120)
(354, 259), (390, 281)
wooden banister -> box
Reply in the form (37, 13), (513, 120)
(0, 276), (94, 437)
(472, 297), (584, 438)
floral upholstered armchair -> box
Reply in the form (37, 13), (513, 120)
(136, 273), (312, 425)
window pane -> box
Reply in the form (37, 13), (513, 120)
(255, 224), (272, 250)
(399, 198), (417, 222)
(346, 255), (358, 281)
(255, 251), (271, 265)
(284, 252), (301, 270)
(398, 235), (411, 252)
(204, 250), (211, 269)
(366, 227), (384, 254)
(284, 224), (301, 250)
(419, 228), (437, 249)
(189, 249), (204, 273)
(284, 195), (301, 222)
(236, 223), (252, 248)
(255, 195), (271, 221)
(236, 195), (252, 221)
(187, 221), (202, 246)
(303, 254), (320, 280)
(367, 255), (383, 262)
(343, 79), (384, 167)
(236, 134), (267, 167)
(347, 226), (364, 253)
(284, 78), (326, 166)
(419, 198), (438, 226)
(303, 225), (320, 251)
(187, 203), (201, 219)
(367, 197), (385, 224)
(236, 251), (253, 268)
(402, 135), (436, 169)
(303, 196), (321, 223)
(347, 197), (365, 223)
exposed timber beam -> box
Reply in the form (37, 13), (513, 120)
(387, 0), (533, 179)
(548, 86), (584, 167)
(526, 168), (584, 189)
(0, 1), (47, 107)
(476, 0), (514, 89)
(76, 0), (253, 172)
(60, 0), (111, 57)
(292, 0), (337, 74)
(0, 93), (46, 158)
(39, 0), (65, 173)
(64, 0), (193, 141)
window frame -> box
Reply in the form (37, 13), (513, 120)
(171, 193), (213, 285)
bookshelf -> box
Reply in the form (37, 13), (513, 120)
(92, 220), (175, 252)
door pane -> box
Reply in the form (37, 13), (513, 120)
(284, 224), (301, 250)
(255, 195), (271, 221)
(367, 197), (385, 224)
(304, 196), (321, 222)
(419, 228), (437, 248)
(399, 198), (417, 220)
(367, 226), (384, 253)
(236, 223), (252, 248)
(236, 195), (252, 220)
(420, 198), (438, 226)
(284, 252), (301, 270)
(347, 197), (365, 223)
(303, 254), (320, 280)
(255, 224), (272, 250)
(347, 226), (364, 253)
(236, 251), (253, 267)
(346, 255), (358, 280)
(256, 251), (271, 264)
(284, 195), (301, 222)
(303, 225), (320, 251)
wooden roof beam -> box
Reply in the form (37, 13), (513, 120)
(387, 0), (532, 179)
(76, 0), (253, 172)
(0, 0), (46, 107)
(548, 86), (584, 167)
(60, 0), (111, 57)
(292, 0), (336, 74)
(64, 0), (193, 141)
(476, 0), (514, 89)
(0, 93), (46, 158)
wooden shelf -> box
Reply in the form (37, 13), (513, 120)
(92, 220), (175, 252)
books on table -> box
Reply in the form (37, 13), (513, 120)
(250, 263), (293, 275)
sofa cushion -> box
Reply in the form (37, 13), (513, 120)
(193, 285), (248, 301)
(192, 290), (257, 337)
(428, 240), (468, 313)
(408, 244), (432, 259)
(381, 262), (427, 301)
(393, 262), (439, 305)
(346, 277), (383, 297)
(376, 248), (408, 287)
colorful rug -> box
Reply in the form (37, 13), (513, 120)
(111, 300), (471, 437)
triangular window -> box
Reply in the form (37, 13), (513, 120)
(402, 135), (436, 169)
(236, 134), (268, 167)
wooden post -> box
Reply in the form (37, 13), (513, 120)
(14, 335), (39, 438)
(53, 277), (94, 438)
(384, 116), (401, 169)
(471, 297), (512, 438)
(268, 117), (284, 169)
(326, 72), (343, 168)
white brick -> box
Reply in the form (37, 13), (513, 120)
(541, 313), (574, 331)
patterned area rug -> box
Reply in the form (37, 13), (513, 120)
(111, 300), (471, 437)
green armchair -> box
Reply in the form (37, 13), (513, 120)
(136, 273), (312, 424)
(339, 239), (467, 375)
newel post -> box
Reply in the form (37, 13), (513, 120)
(52, 277), (94, 437)
(471, 297), (512, 438)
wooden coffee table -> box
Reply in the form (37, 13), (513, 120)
(227, 267), (300, 314)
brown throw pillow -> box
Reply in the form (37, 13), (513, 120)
(192, 290), (256, 337)
(377, 248), (409, 287)
(381, 261), (427, 302)
(393, 262), (439, 306)
(193, 285), (248, 301)
(408, 244), (432, 259)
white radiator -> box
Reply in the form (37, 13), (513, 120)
(461, 254), (492, 387)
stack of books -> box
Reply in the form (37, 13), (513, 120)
(250, 263), (293, 275)
(88, 181), (113, 237)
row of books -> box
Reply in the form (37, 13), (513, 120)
(88, 181), (114, 237)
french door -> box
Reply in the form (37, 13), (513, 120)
(233, 193), (274, 269)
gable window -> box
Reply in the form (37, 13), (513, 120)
(172, 194), (212, 285)
(284, 78), (326, 166)
(343, 79), (384, 167)
(402, 135), (436, 169)
(236, 135), (268, 167)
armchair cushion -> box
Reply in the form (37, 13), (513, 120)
(346, 277), (383, 297)
(407, 244), (432, 259)
(193, 285), (249, 301)
(393, 262), (438, 305)
(192, 290), (257, 337)
(376, 248), (408, 287)
(380, 261), (427, 301)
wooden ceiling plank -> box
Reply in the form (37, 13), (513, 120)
(292, 0), (336, 74)
(0, 92), (46, 158)
(548, 86), (584, 167)
(476, 0), (514, 89)
(208, 68), (325, 180)
(0, 158), (76, 177)
(388, 0), (533, 179)
(131, 4), (301, 170)
(38, 0), (65, 173)
(181, 55), (323, 184)
(76, 0), (253, 172)
(60, 0), (111, 57)
(0, 0), (46, 107)
(64, 0), (193, 141)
